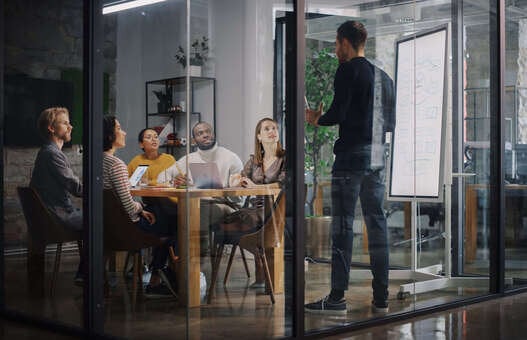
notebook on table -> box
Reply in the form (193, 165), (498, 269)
(129, 164), (149, 187)
(189, 162), (223, 189)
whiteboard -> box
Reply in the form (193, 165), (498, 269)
(389, 26), (448, 201)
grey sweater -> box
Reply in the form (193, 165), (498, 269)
(30, 142), (83, 229)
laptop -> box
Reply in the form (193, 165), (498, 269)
(189, 162), (223, 189)
(129, 164), (149, 187)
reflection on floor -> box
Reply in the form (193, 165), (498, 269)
(3, 241), (501, 339)
(5, 290), (527, 339)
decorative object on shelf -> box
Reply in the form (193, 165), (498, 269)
(174, 36), (209, 76)
(153, 87), (172, 113)
(189, 65), (202, 77)
(146, 76), (214, 156)
(167, 104), (182, 113)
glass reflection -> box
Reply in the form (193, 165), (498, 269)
(101, 0), (186, 337)
(3, 0), (85, 326)
(189, 1), (292, 338)
(304, 0), (491, 333)
(504, 1), (527, 290)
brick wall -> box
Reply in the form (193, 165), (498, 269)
(3, 146), (83, 247)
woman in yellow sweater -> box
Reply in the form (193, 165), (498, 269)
(127, 128), (176, 185)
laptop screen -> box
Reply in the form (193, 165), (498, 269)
(189, 162), (223, 189)
(129, 165), (149, 187)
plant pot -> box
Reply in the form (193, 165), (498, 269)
(189, 65), (202, 77)
(305, 216), (332, 260)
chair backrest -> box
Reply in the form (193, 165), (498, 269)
(103, 189), (163, 251)
(17, 186), (80, 245)
(240, 190), (286, 250)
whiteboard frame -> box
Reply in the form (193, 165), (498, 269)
(388, 24), (449, 203)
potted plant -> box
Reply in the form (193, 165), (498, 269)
(175, 36), (209, 76)
(304, 46), (338, 260)
(305, 46), (338, 216)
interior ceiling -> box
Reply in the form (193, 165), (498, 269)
(306, 0), (527, 42)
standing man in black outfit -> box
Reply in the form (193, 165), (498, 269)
(304, 21), (395, 314)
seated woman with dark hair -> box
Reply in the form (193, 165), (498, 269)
(128, 127), (179, 214)
(103, 115), (176, 297)
(127, 128), (176, 185)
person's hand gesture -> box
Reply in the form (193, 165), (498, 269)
(141, 210), (156, 225)
(229, 173), (242, 187)
(306, 102), (323, 126)
(240, 176), (256, 188)
(173, 174), (188, 187)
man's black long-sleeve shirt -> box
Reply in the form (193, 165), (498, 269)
(318, 57), (395, 170)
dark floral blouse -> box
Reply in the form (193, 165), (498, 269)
(223, 154), (285, 229)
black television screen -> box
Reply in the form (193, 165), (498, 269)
(4, 75), (74, 146)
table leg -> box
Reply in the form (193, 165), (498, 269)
(465, 185), (478, 263)
(265, 247), (284, 294)
(177, 197), (201, 307)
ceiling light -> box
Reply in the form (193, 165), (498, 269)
(103, 0), (166, 15)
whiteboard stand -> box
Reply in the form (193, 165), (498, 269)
(348, 183), (508, 300)
(349, 199), (450, 300)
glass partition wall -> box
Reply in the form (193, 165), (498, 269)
(101, 0), (189, 337)
(188, 0), (293, 338)
(504, 1), (527, 290)
(303, 0), (491, 333)
(2, 0), (85, 327)
(0, 0), (519, 338)
(100, 0), (294, 338)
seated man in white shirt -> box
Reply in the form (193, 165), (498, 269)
(158, 121), (243, 255)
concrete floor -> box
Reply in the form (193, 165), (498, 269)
(3, 240), (521, 339)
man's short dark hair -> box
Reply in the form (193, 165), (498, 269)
(337, 21), (367, 51)
(191, 121), (213, 138)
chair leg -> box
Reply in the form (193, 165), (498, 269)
(207, 243), (224, 304)
(132, 252), (140, 298)
(138, 252), (144, 294)
(103, 254), (110, 298)
(240, 248), (251, 278)
(259, 248), (275, 304)
(223, 244), (238, 285)
(50, 243), (63, 297)
(209, 230), (216, 269)
(123, 251), (132, 278)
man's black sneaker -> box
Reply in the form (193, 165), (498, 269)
(144, 283), (175, 298)
(305, 295), (347, 315)
(371, 300), (389, 313)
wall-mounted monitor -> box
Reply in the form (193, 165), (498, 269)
(4, 75), (74, 147)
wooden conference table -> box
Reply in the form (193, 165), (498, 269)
(131, 186), (282, 307)
(465, 183), (527, 263)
